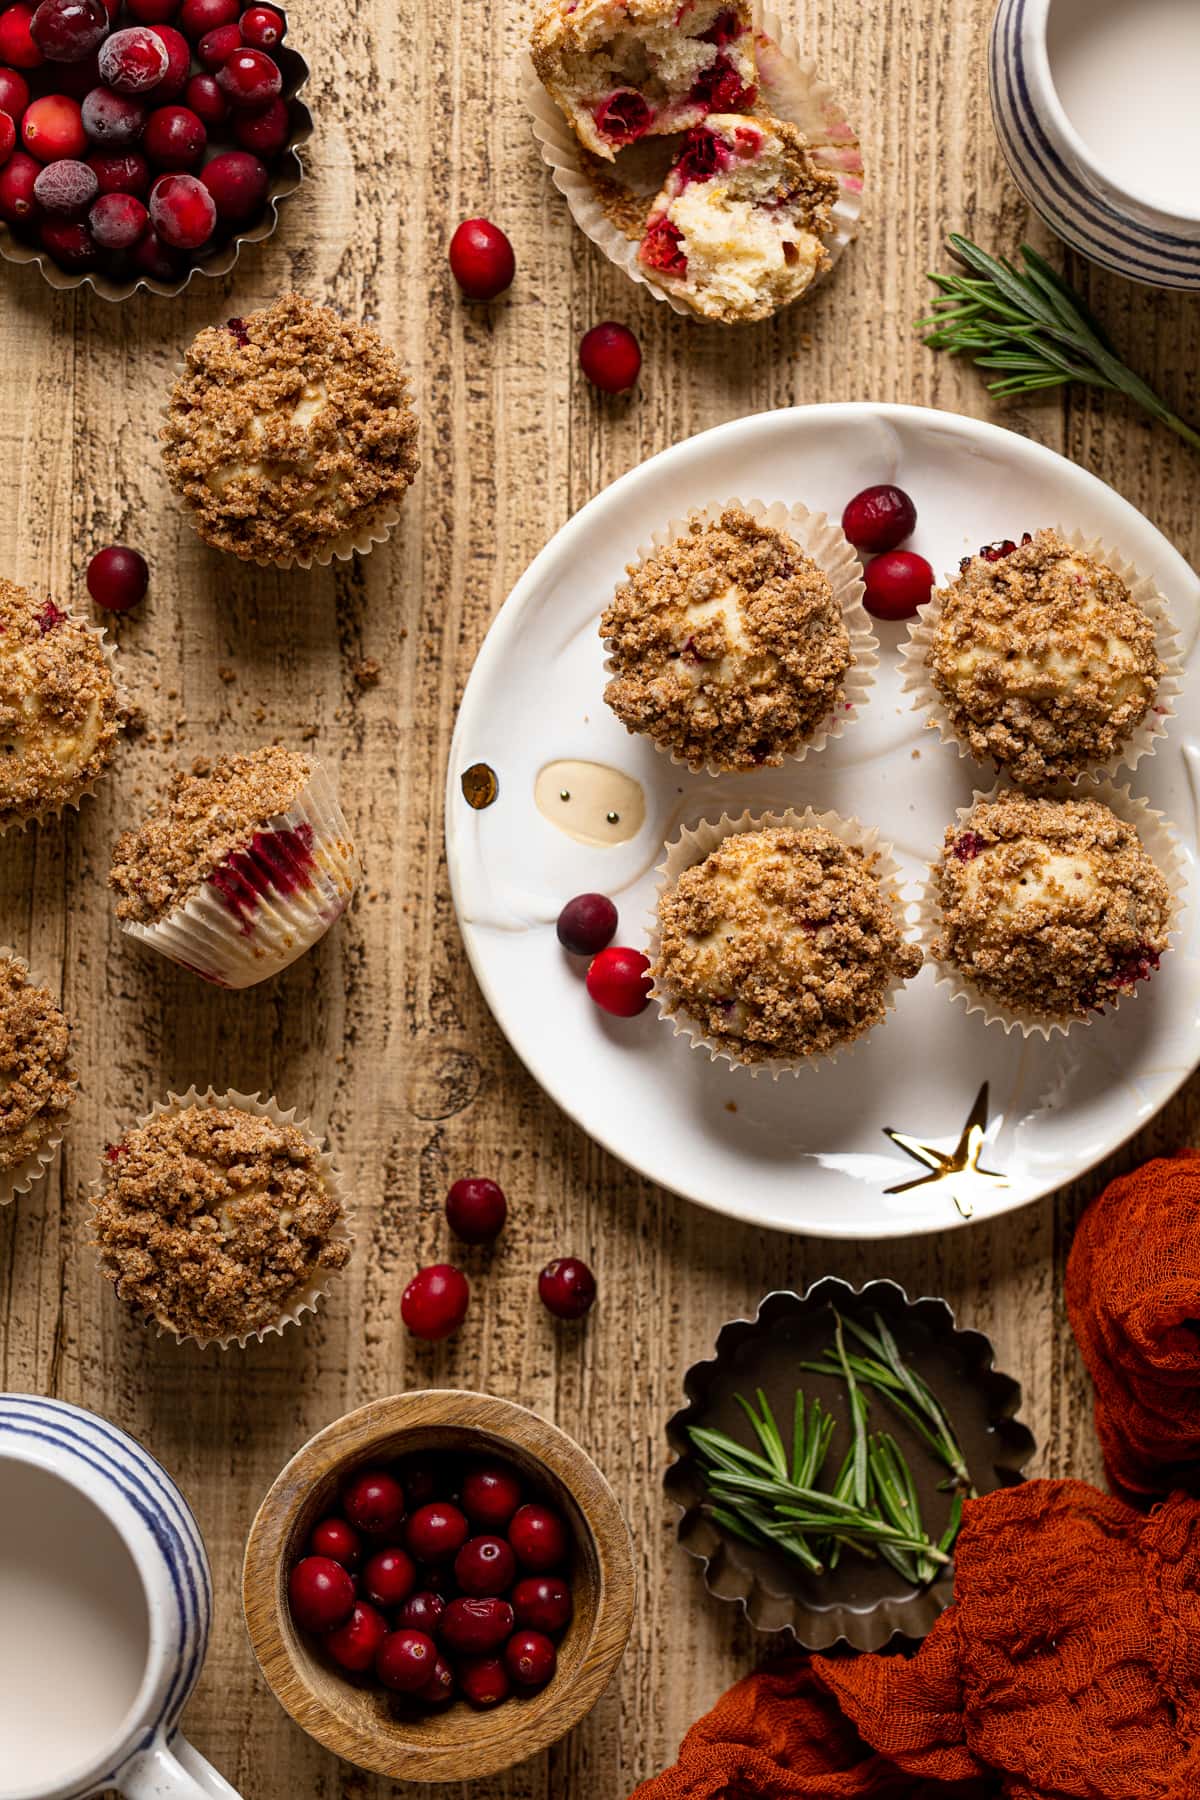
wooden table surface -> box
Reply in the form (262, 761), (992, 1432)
(2, 0), (1199, 1793)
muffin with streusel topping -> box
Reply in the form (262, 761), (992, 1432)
(161, 295), (420, 568)
(0, 578), (119, 830)
(0, 953), (76, 1202)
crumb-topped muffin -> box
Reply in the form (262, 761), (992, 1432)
(161, 295), (420, 566)
(92, 1101), (351, 1344)
(638, 115), (838, 322)
(531, 0), (757, 161)
(925, 530), (1164, 787)
(932, 790), (1173, 1022)
(654, 824), (921, 1063)
(601, 507), (852, 772)
(0, 578), (119, 829)
(0, 955), (75, 1191)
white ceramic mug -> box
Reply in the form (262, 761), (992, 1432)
(0, 1394), (243, 1800)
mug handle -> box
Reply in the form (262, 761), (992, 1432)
(119, 1736), (244, 1800)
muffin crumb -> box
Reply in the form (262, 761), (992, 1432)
(0, 956), (75, 1174)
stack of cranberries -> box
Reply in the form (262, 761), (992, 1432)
(288, 1456), (574, 1712)
(0, 0), (297, 284)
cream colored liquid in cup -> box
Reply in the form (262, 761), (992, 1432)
(0, 1461), (148, 1789)
(1047, 0), (1200, 215)
(535, 760), (646, 847)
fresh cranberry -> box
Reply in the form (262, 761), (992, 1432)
(81, 86), (146, 147)
(375, 1628), (438, 1694)
(448, 215), (514, 301)
(405, 1501), (469, 1564)
(148, 23), (190, 94)
(129, 221), (180, 275)
(127, 0), (182, 18)
(401, 1263), (470, 1341)
(22, 93), (84, 158)
(593, 87), (651, 145)
(323, 1600), (388, 1675)
(0, 147), (39, 218)
(178, 0), (236, 36)
(143, 103), (204, 165)
(455, 1535), (516, 1598)
(308, 1516), (362, 1569)
(841, 483), (918, 555)
(445, 1177), (507, 1245)
(200, 146), (266, 220)
(342, 1467), (405, 1537)
(39, 212), (93, 261)
(458, 1655), (509, 1707)
(508, 1503), (568, 1573)
(0, 67), (30, 119)
(556, 893), (617, 955)
(418, 1656), (455, 1705)
(287, 1555), (355, 1634)
(538, 1257), (596, 1321)
(0, 4), (43, 67)
(239, 2), (282, 47)
(0, 110), (14, 169)
(148, 168), (213, 245)
(88, 148), (149, 192)
(30, 0), (105, 60)
(586, 946), (652, 1017)
(33, 153), (94, 210)
(231, 92), (285, 152)
(196, 18), (238, 64)
(397, 1459), (447, 1511)
(362, 1546), (417, 1610)
(579, 321), (641, 394)
(99, 25), (169, 91)
(511, 1574), (572, 1636)
(640, 215), (687, 275)
(862, 549), (935, 621)
(504, 1629), (557, 1689)
(396, 1590), (445, 1634)
(461, 1466), (523, 1532)
(216, 44), (277, 104)
(183, 71), (226, 123)
(440, 1597), (514, 1655)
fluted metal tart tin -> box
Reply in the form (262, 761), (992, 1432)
(665, 1279), (1036, 1651)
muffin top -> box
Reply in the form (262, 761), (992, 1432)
(0, 578), (119, 829)
(653, 825), (921, 1062)
(161, 294), (421, 565)
(932, 790), (1173, 1021)
(0, 955), (75, 1175)
(109, 745), (314, 926)
(91, 1103), (351, 1343)
(601, 508), (852, 772)
(926, 530), (1163, 786)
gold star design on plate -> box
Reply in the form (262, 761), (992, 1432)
(882, 1081), (1009, 1220)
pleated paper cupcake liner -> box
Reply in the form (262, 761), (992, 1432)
(119, 760), (359, 989)
(899, 528), (1183, 787)
(527, 2), (864, 318)
(92, 1085), (354, 1351)
(604, 497), (875, 776)
(917, 779), (1187, 1040)
(0, 945), (77, 1207)
(649, 807), (917, 1077)
(0, 615), (121, 836)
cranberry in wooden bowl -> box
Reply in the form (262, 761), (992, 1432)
(0, 0), (310, 297)
(242, 1390), (636, 1783)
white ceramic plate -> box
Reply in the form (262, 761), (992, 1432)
(446, 404), (1200, 1239)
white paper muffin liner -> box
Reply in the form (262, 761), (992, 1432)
(91, 1085), (354, 1350)
(649, 807), (917, 1077)
(899, 528), (1183, 787)
(119, 759), (358, 990)
(917, 779), (1187, 1040)
(0, 614), (121, 835)
(604, 497), (875, 775)
(526, 3), (864, 318)
(0, 945), (77, 1207)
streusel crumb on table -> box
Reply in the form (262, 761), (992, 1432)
(0, 955), (75, 1175)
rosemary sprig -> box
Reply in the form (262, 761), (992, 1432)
(918, 234), (1200, 455)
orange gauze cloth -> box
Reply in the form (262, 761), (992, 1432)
(1066, 1152), (1200, 1497)
(632, 1481), (1200, 1800)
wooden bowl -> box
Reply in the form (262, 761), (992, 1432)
(242, 1391), (636, 1782)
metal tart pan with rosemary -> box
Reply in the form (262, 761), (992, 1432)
(664, 1280), (1035, 1650)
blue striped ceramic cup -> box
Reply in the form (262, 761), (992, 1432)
(989, 0), (1200, 290)
(0, 1395), (243, 1800)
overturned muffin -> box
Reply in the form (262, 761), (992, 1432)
(637, 115), (838, 322)
(932, 790), (1174, 1023)
(925, 530), (1165, 787)
(0, 578), (119, 830)
(162, 294), (420, 567)
(531, 0), (757, 161)
(601, 507), (852, 772)
(654, 823), (921, 1064)
(0, 954), (75, 1197)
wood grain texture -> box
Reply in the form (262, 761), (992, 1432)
(1, 0), (1198, 1794)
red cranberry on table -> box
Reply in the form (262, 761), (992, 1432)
(458, 1655), (510, 1708)
(440, 1596), (514, 1656)
(342, 1466), (405, 1537)
(448, 216), (514, 301)
(89, 148), (149, 193)
(30, 0), (107, 61)
(148, 168), (214, 246)
(177, 0), (236, 36)
(129, 222), (179, 274)
(396, 1590), (446, 1634)
(196, 19), (238, 65)
(143, 104), (206, 167)
(419, 1657), (455, 1706)
(841, 483), (918, 555)
(231, 93), (286, 154)
(461, 1465), (522, 1532)
(33, 154), (94, 209)
(98, 24), (169, 91)
(183, 71), (226, 123)
(80, 86), (145, 147)
(363, 1546), (417, 1609)
(216, 45), (278, 105)
(40, 213), (94, 262)
(287, 1555), (355, 1634)
(309, 1515), (362, 1569)
(445, 1176), (507, 1245)
(454, 1535), (516, 1597)
(0, 67), (31, 119)
(504, 1629), (557, 1690)
(324, 1600), (389, 1675)
(538, 1256), (596, 1321)
(376, 1629), (438, 1695)
(862, 549), (935, 621)
(89, 190), (146, 245)
(579, 321), (642, 394)
(149, 22), (190, 94)
(511, 1574), (572, 1636)
(0, 4), (44, 67)
(401, 1262), (470, 1341)
(240, 2), (281, 45)
(557, 892), (618, 956)
(22, 93), (85, 158)
(0, 113), (14, 165)
(586, 946), (652, 1017)
(508, 1503), (568, 1573)
(200, 147), (266, 220)
(0, 149), (40, 220)
(405, 1500), (469, 1564)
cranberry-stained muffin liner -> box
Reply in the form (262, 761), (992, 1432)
(899, 528), (1183, 788)
(118, 759), (358, 988)
(604, 498), (876, 777)
(0, 945), (77, 1207)
(0, 614), (121, 836)
(91, 1084), (354, 1350)
(526, 3), (864, 319)
(649, 806), (918, 1076)
(917, 779), (1186, 1040)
